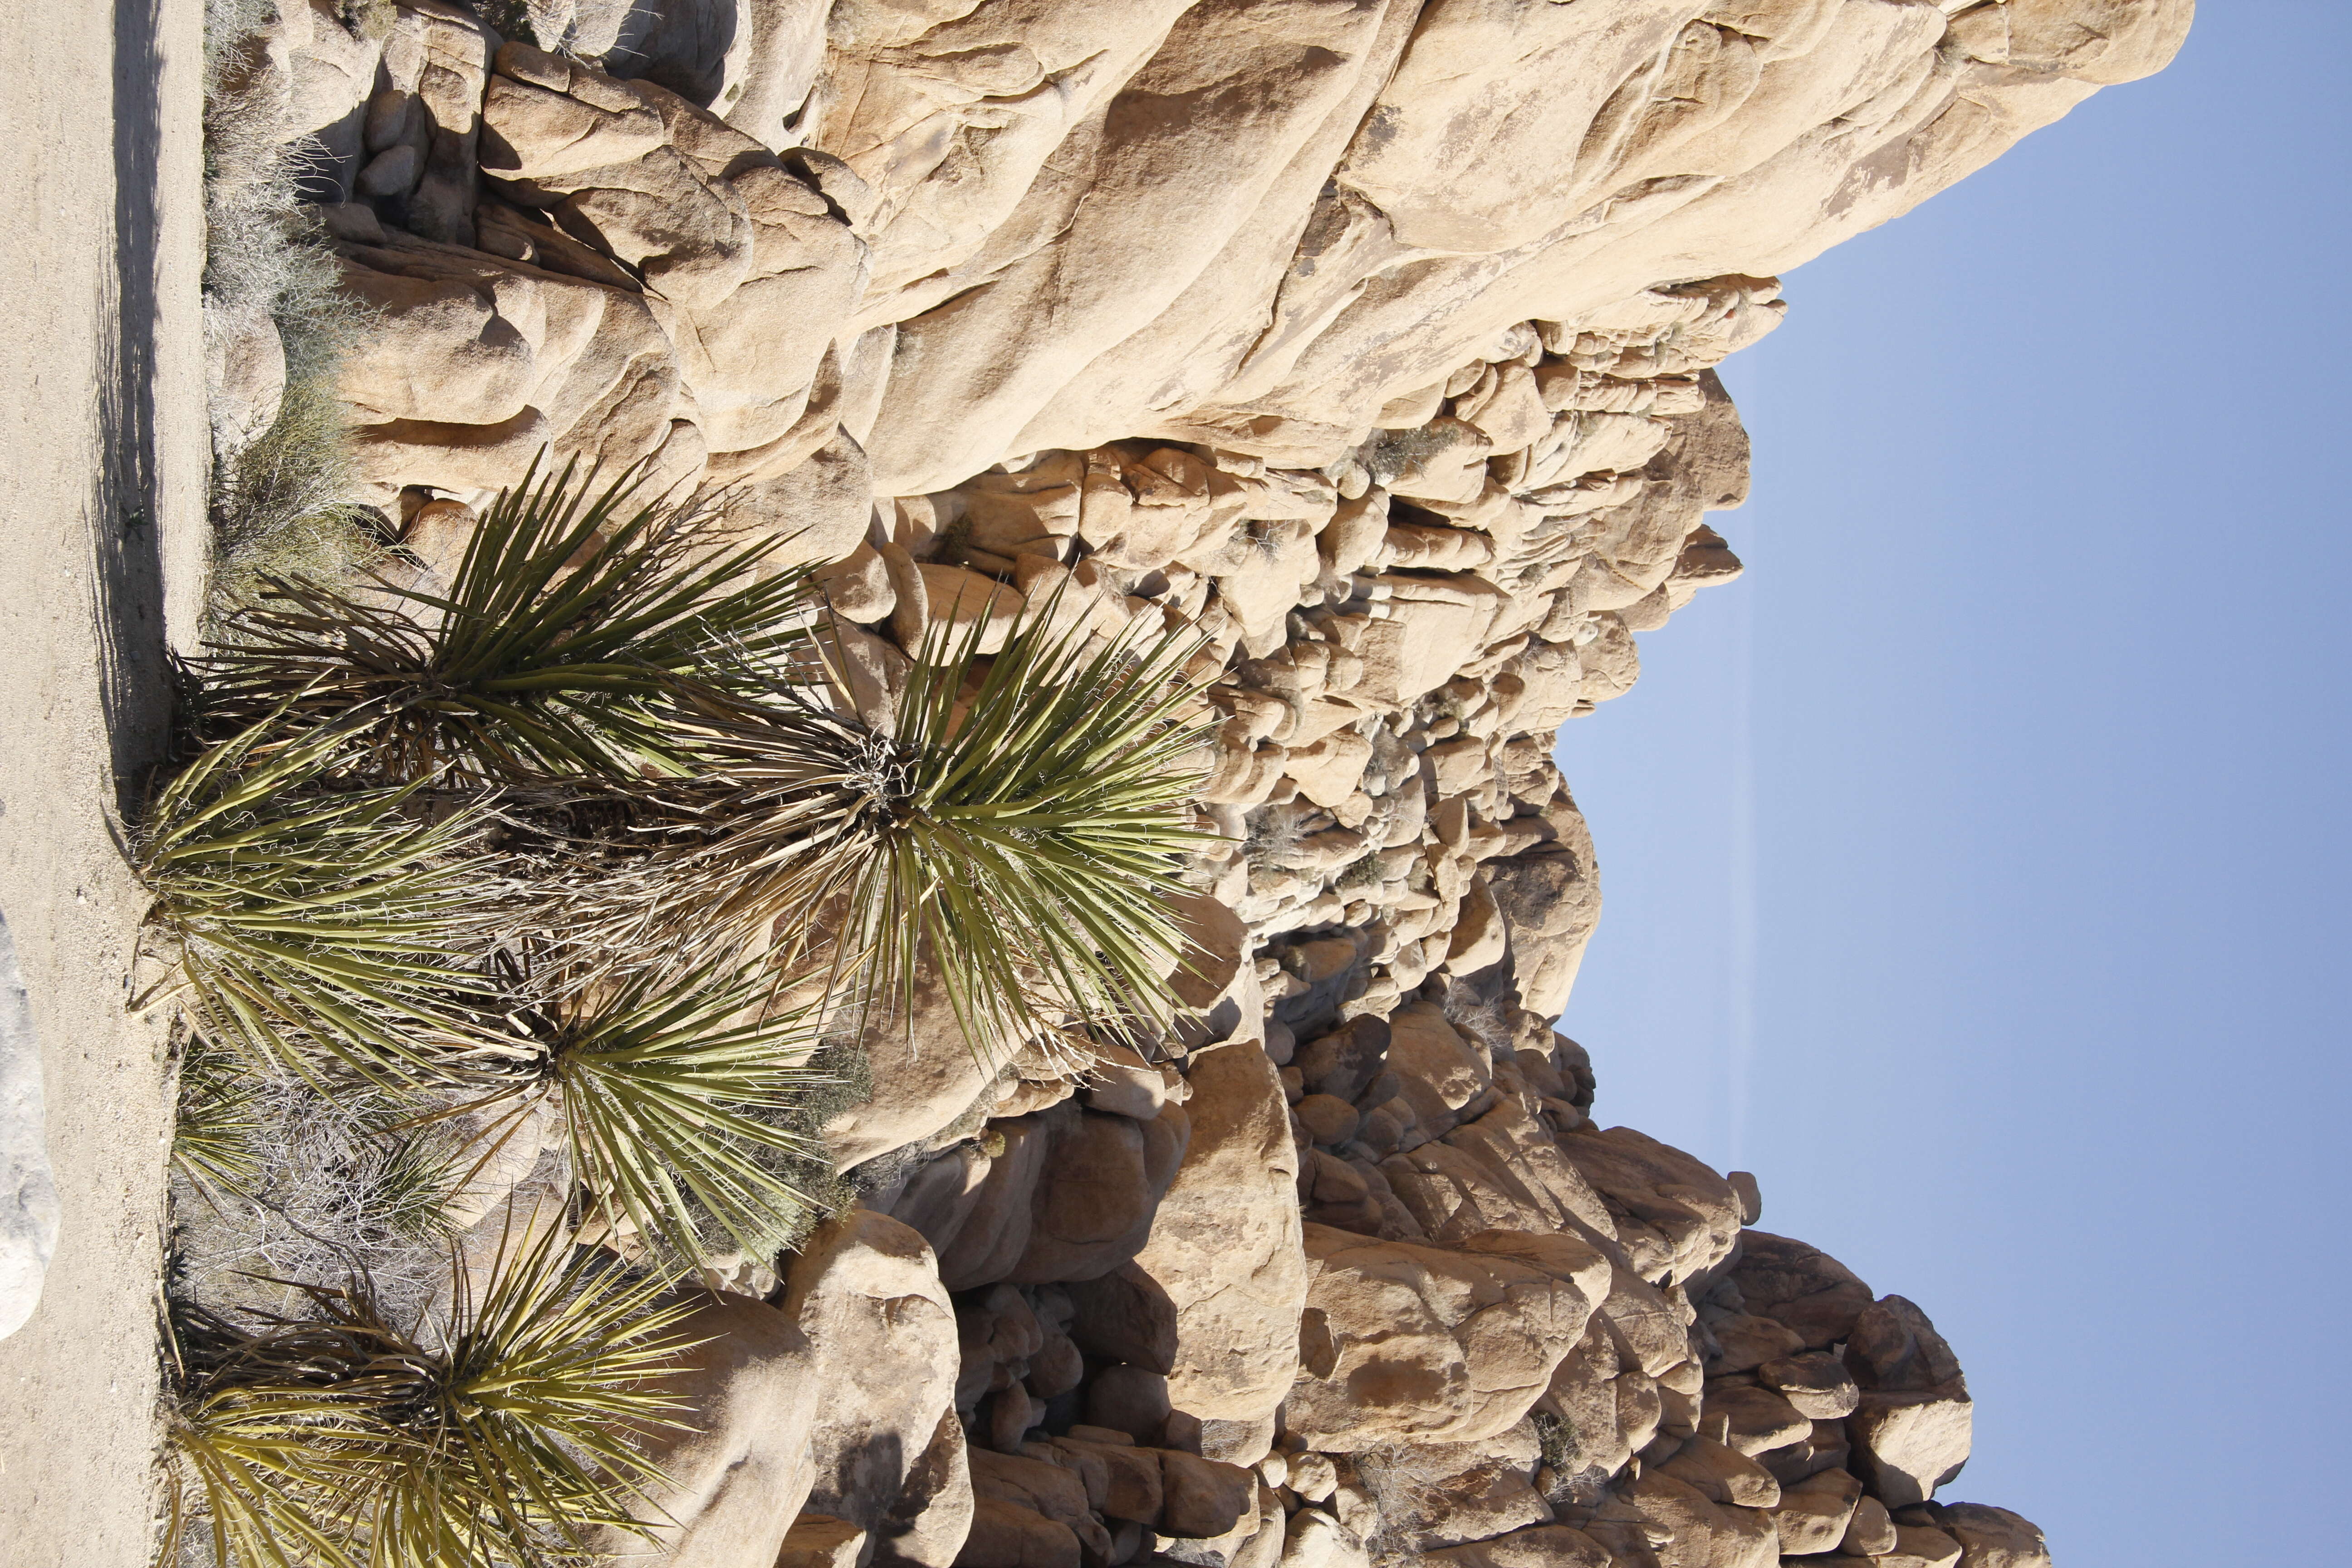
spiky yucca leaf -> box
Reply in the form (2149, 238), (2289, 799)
(650, 603), (1218, 1057)
(196, 455), (818, 785)
(465, 956), (834, 1271)
(167, 1222), (697, 1568)
(173, 1031), (270, 1201)
(137, 717), (494, 1085)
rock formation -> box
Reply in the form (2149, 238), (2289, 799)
(183, 1), (2194, 1564)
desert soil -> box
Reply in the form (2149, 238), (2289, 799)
(0, 4), (208, 1565)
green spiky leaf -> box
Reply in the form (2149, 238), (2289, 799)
(643, 600), (1218, 1059)
(166, 1221), (698, 1568)
(137, 716), (495, 1086)
(195, 454), (819, 786)
(465, 955), (834, 1272)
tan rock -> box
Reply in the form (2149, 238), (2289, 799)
(1009, 1100), (1191, 1284)
(825, 961), (996, 1174)
(818, 540), (896, 624)
(1080, 1039), (1171, 1122)
(1287, 1223), (1594, 1452)
(1709, 1313), (1809, 1376)
(911, 564), (1027, 656)
(968, 1447), (1107, 1563)
(1847, 1389), (1973, 1509)
(1706, 1382), (1812, 1458)
(1840, 1494), (1897, 1558)
(1424, 1525), (1611, 1568)
(777, 1514), (867, 1568)
(1128, 1042), (1307, 1425)
(786, 1212), (969, 1567)
(1732, 1233), (1876, 1349)
(1482, 803), (1601, 1017)
(1617, 1470), (1778, 1568)
(1553, 1125), (1740, 1284)
(1875, 1525), (1963, 1568)
(1441, 873), (1508, 977)
(957, 1496), (1080, 1568)
(1349, 1421), (1553, 1551)
(1757, 1351), (1859, 1420)
(1158, 1450), (1257, 1539)
(594, 1291), (817, 1568)
(1382, 1002), (1493, 1138)
(1279, 1509), (1372, 1568)
(1285, 733), (1374, 809)
(1843, 1296), (1973, 1507)
(1939, 1503), (2053, 1568)
(1659, 1436), (1782, 1509)
(1764, 1466), (1861, 1556)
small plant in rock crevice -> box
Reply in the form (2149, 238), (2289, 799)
(202, 0), (381, 618)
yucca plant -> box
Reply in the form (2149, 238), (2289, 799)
(136, 716), (497, 1087)
(455, 951), (835, 1272)
(173, 1031), (270, 1202)
(195, 455), (819, 786)
(642, 603), (1220, 1058)
(165, 1223), (698, 1568)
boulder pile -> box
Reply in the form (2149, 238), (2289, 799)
(199, 3), (2195, 1565)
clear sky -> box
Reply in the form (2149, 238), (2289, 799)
(1551, 8), (2350, 1564)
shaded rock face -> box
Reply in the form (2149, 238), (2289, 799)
(206, 3), (2194, 1565)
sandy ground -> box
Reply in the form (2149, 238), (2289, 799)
(0, 2), (207, 1564)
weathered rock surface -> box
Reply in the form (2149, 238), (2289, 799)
(208, 3), (2196, 1564)
(0, 913), (56, 1343)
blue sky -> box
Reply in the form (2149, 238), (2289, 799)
(1551, 8), (2351, 1563)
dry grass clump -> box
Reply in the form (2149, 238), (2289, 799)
(203, 0), (380, 617)
(171, 1062), (466, 1332)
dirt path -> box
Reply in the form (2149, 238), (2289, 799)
(0, 3), (207, 1563)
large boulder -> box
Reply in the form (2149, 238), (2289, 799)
(787, 1211), (972, 1568)
(1551, 1126), (1741, 1284)
(1124, 1040), (1307, 1426)
(1842, 1296), (1973, 1509)
(1613, 1472), (1777, 1568)
(888, 1098), (1190, 1292)
(1285, 1224), (1595, 1452)
(826, 962), (999, 1176)
(1348, 1420), (1554, 1551)
(597, 1214), (975, 1568)
(1482, 811), (1602, 1019)
(1938, 1503), (2053, 1568)
(601, 1291), (820, 1568)
(1730, 1232), (1876, 1349)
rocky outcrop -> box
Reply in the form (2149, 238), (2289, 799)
(188, 2), (2194, 1565)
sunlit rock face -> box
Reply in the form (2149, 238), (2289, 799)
(198, 1), (2190, 1563)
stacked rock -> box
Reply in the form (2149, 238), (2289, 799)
(190, 5), (2196, 1565)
